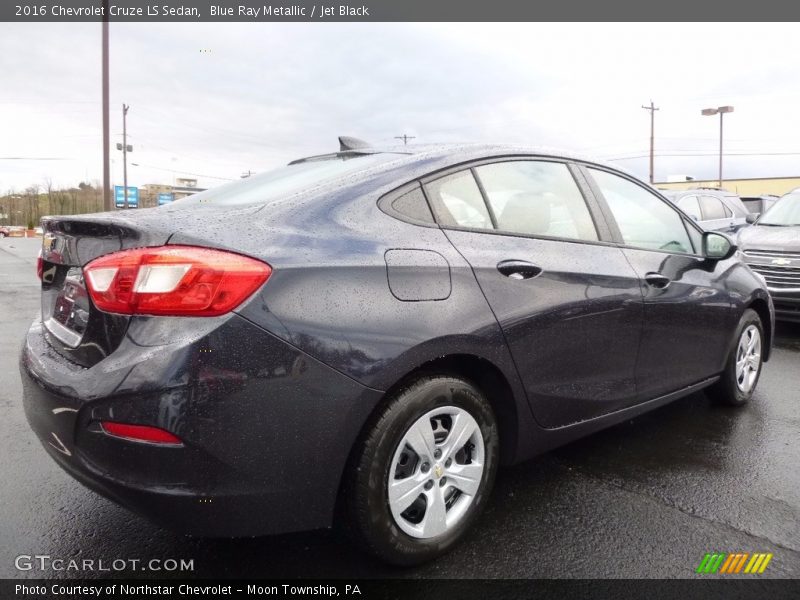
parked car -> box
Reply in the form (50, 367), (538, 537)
(739, 191), (800, 322)
(661, 188), (751, 233)
(741, 194), (779, 217)
(20, 140), (773, 565)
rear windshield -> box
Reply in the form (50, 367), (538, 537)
(174, 153), (403, 206)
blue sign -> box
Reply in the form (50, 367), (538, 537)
(157, 193), (175, 205)
(114, 185), (139, 208)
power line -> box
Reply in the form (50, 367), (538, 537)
(607, 151), (800, 161)
(135, 106), (279, 147)
(130, 162), (234, 181)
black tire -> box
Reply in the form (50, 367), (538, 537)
(707, 308), (764, 406)
(343, 374), (499, 566)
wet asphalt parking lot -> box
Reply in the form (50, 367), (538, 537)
(1, 236), (799, 579)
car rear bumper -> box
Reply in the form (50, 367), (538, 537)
(20, 314), (384, 536)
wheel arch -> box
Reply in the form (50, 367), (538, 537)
(333, 351), (525, 534)
(389, 354), (520, 466)
(339, 352), (522, 506)
(747, 296), (773, 361)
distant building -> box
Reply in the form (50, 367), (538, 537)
(140, 181), (207, 207)
(655, 176), (800, 197)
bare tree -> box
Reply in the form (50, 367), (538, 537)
(55, 189), (68, 215)
(24, 185), (40, 228)
(92, 179), (102, 212)
(43, 178), (55, 217)
(68, 188), (79, 214)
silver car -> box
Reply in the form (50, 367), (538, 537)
(662, 188), (751, 233)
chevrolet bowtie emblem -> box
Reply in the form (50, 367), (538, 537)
(771, 258), (792, 266)
(434, 464), (444, 479)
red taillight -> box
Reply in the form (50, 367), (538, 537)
(36, 250), (43, 280)
(101, 421), (183, 445)
(83, 245), (271, 316)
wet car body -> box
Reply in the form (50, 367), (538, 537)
(20, 143), (773, 537)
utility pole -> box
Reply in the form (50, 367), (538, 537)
(394, 134), (416, 145)
(641, 101), (659, 184)
(101, 0), (111, 211)
(122, 104), (129, 208)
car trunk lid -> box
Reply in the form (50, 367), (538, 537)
(40, 213), (175, 367)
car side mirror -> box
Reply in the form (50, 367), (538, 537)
(745, 213), (759, 224)
(703, 231), (737, 260)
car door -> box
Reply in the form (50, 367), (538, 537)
(423, 159), (643, 428)
(722, 196), (751, 232)
(583, 167), (734, 401)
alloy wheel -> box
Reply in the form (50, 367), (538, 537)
(735, 324), (761, 393)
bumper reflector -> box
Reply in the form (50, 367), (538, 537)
(101, 421), (183, 445)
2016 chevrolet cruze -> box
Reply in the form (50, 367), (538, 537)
(21, 140), (773, 565)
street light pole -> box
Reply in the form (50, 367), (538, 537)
(701, 105), (734, 188)
(718, 111), (724, 188)
(122, 104), (129, 208)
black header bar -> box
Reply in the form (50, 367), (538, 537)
(3, 0), (800, 22)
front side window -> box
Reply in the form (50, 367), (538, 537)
(474, 161), (598, 241)
(425, 170), (493, 229)
(589, 168), (693, 254)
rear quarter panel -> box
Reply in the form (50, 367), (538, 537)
(168, 179), (537, 448)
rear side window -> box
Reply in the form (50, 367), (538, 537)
(426, 171), (493, 229)
(589, 168), (694, 255)
(699, 196), (729, 220)
(474, 161), (598, 241)
(677, 195), (702, 221)
(726, 197), (749, 217)
(389, 187), (435, 224)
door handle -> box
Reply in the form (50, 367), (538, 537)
(644, 272), (671, 289)
(497, 260), (543, 280)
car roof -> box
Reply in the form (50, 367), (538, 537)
(662, 187), (741, 199)
(291, 141), (637, 180)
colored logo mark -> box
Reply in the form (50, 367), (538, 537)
(696, 552), (773, 574)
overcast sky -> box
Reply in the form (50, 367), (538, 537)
(2, 22), (800, 192)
